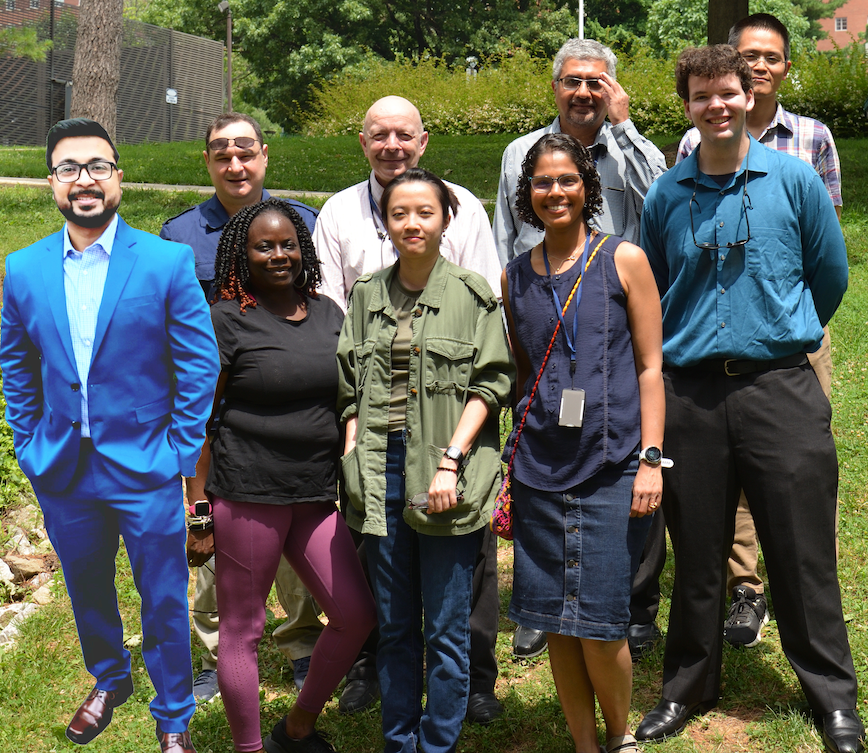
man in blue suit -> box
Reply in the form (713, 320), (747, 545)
(0, 118), (219, 753)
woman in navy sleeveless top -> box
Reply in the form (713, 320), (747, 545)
(501, 134), (665, 753)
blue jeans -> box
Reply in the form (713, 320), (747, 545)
(365, 432), (482, 753)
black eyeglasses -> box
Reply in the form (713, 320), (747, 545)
(556, 76), (603, 92)
(207, 136), (261, 152)
(689, 154), (752, 252)
(51, 161), (118, 183)
(529, 173), (584, 193)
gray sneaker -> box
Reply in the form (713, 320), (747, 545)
(723, 586), (769, 647)
(192, 669), (220, 704)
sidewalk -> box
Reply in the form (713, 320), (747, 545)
(0, 176), (333, 200)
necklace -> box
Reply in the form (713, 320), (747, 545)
(544, 234), (590, 274)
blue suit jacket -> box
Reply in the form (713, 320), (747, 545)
(0, 217), (220, 494)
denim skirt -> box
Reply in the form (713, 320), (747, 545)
(508, 455), (653, 641)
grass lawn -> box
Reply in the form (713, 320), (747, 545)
(1, 137), (868, 752)
(0, 133), (683, 202)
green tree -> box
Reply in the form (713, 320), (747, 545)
(585, 0), (651, 35)
(647, 0), (814, 54)
(796, 0), (847, 40)
(140, 0), (584, 132)
(0, 26), (52, 61)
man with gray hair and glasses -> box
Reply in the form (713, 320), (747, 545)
(493, 37), (667, 660)
(493, 38), (666, 267)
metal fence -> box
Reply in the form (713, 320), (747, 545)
(0, 1), (224, 145)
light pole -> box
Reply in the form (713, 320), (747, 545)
(218, 1), (232, 112)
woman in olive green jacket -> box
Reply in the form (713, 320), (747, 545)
(336, 168), (513, 753)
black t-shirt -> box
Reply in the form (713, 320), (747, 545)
(206, 294), (344, 505)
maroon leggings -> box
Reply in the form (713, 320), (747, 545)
(213, 496), (376, 752)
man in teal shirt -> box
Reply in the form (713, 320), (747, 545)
(636, 46), (861, 753)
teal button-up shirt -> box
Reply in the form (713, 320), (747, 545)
(641, 137), (847, 368)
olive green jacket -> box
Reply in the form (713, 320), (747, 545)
(336, 255), (515, 537)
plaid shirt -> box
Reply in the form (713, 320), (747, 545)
(676, 103), (842, 206)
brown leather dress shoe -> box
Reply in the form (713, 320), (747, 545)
(66, 682), (133, 745)
(156, 725), (196, 753)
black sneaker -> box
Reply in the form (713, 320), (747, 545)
(723, 586), (769, 647)
(263, 717), (336, 753)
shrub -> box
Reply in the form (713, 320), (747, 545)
(302, 50), (556, 137)
(303, 43), (868, 139)
(779, 46), (868, 138)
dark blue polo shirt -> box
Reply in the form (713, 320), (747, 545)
(160, 189), (319, 292)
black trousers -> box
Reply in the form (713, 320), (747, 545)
(660, 362), (856, 714)
(629, 508), (666, 626)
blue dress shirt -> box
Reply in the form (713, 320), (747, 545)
(641, 137), (848, 368)
(159, 189), (319, 287)
(62, 213), (118, 437)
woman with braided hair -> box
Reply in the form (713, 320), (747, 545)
(186, 198), (376, 753)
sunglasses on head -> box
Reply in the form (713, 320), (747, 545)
(207, 136), (260, 151)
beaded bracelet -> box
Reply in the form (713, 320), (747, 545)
(436, 466), (459, 474)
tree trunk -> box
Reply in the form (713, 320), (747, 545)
(70, 0), (124, 141)
(707, 0), (748, 44)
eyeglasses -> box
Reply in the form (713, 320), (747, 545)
(741, 52), (785, 67)
(556, 76), (603, 92)
(51, 161), (118, 183)
(529, 173), (583, 193)
(207, 136), (261, 152)
(689, 156), (752, 251)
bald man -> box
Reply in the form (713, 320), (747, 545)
(314, 96), (505, 724)
(316, 95), (502, 309)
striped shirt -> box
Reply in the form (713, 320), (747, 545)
(62, 213), (118, 437)
(676, 103), (842, 205)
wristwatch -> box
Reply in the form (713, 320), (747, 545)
(639, 446), (674, 468)
(443, 445), (465, 466)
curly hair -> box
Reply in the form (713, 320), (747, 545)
(213, 198), (322, 313)
(675, 45), (753, 101)
(515, 134), (603, 231)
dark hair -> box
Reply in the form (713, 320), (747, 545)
(515, 134), (602, 231)
(380, 167), (459, 222)
(46, 118), (119, 169)
(729, 12), (791, 61)
(205, 112), (264, 148)
(213, 198), (322, 312)
(675, 45), (753, 101)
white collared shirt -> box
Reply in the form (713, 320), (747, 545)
(314, 172), (503, 312)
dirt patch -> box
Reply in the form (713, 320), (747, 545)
(686, 710), (761, 751)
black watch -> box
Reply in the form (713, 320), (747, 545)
(443, 445), (464, 466)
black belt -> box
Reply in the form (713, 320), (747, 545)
(667, 353), (807, 377)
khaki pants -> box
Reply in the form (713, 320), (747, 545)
(192, 554), (324, 670)
(727, 326), (835, 594)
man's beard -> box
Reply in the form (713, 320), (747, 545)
(57, 189), (120, 229)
